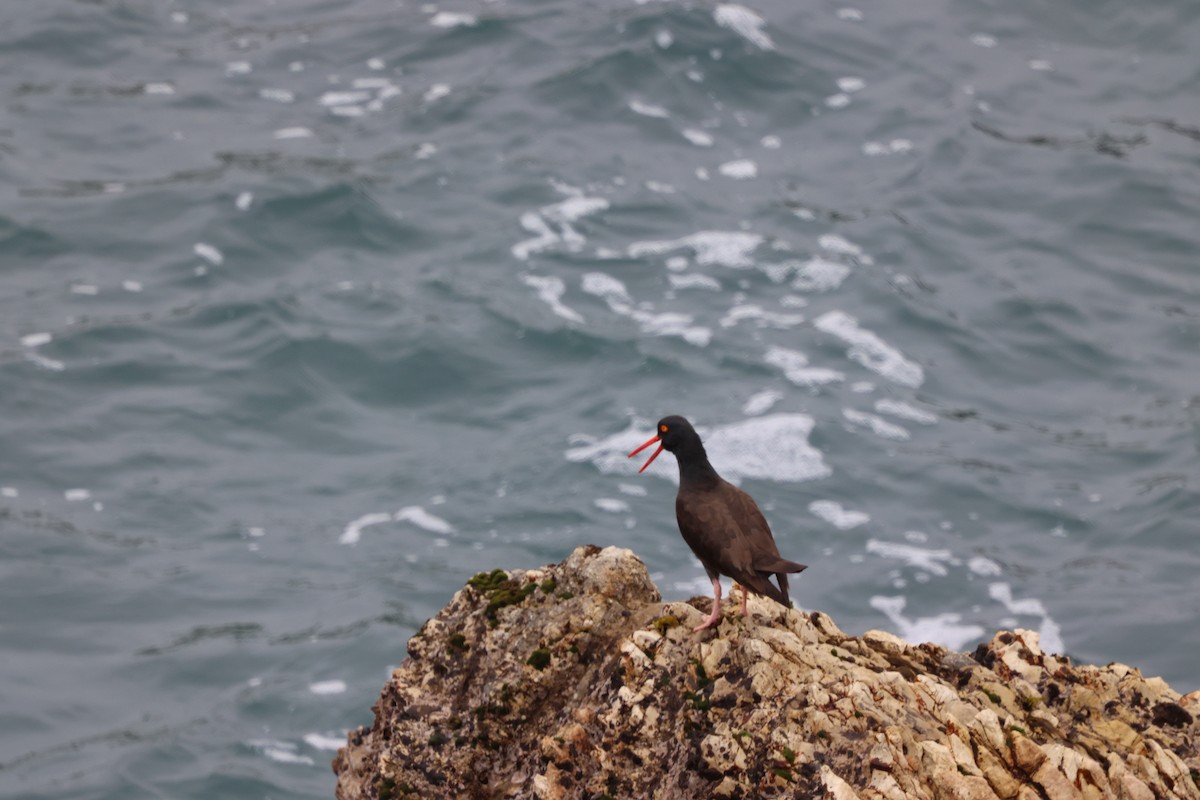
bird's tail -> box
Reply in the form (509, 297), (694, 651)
(751, 556), (806, 608)
(753, 555), (807, 574)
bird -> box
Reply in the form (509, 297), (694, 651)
(628, 415), (807, 632)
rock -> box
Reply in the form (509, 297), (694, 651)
(332, 546), (1200, 800)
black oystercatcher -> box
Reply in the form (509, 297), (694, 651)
(629, 415), (807, 632)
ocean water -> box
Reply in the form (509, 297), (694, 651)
(2, 0), (1199, 796)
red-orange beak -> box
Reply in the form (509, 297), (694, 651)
(628, 435), (664, 474)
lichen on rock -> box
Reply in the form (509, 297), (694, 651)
(332, 546), (1200, 800)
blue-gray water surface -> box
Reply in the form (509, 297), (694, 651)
(2, 1), (1199, 797)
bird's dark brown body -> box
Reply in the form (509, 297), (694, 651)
(676, 478), (800, 608)
(629, 415), (807, 630)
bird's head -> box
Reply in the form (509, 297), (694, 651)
(627, 415), (697, 473)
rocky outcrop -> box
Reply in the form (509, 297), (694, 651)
(332, 546), (1200, 800)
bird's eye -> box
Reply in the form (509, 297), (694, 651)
(660, 424), (668, 433)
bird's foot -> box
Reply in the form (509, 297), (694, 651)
(692, 606), (722, 632)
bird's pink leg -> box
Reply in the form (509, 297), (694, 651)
(693, 576), (723, 632)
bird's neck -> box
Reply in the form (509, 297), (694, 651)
(676, 443), (721, 489)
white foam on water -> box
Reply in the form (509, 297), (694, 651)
(520, 274), (584, 323)
(259, 88), (294, 103)
(20, 332), (52, 347)
(512, 213), (557, 260)
(836, 77), (865, 93)
(320, 90), (371, 107)
(171, 11), (188, 23)
(825, 93), (850, 108)
(645, 181), (675, 194)
(742, 389), (782, 416)
(249, 739), (315, 766)
(415, 143), (437, 160)
(594, 498), (631, 514)
(429, 11), (477, 27)
(143, 82), (175, 95)
(65, 489), (91, 502)
(1028, 59), (1053, 71)
(628, 231), (762, 268)
(869, 595), (985, 651)
(329, 105), (365, 117)
(791, 257), (850, 291)
(308, 679), (347, 695)
(339, 512), (393, 545)
(617, 483), (647, 497)
(808, 500), (869, 530)
(352, 77), (393, 89)
(764, 346), (846, 386)
(874, 399), (937, 424)
(866, 539), (956, 576)
(719, 304), (804, 329)
(226, 61), (252, 75)
(635, 311), (711, 346)
(761, 135), (781, 149)
(968, 557), (1002, 576)
(971, 33), (997, 47)
(864, 139), (913, 157)
(851, 381), (874, 393)
(235, 191), (253, 211)
(629, 99), (669, 118)
(581, 271), (711, 346)
(655, 30), (674, 48)
(814, 310), (924, 387)
(713, 4), (775, 50)
(988, 583), (1064, 653)
(25, 352), (65, 371)
(304, 733), (346, 751)
(193, 243), (224, 266)
(668, 273), (720, 291)
(566, 414), (830, 484)
(681, 128), (714, 147)
(754, 258), (792, 284)
(512, 194), (609, 261)
(424, 84), (451, 103)
(367, 57), (386, 70)
(580, 271), (630, 303)
(837, 7), (864, 20)
(396, 506), (454, 535)
(273, 127), (314, 139)
(1, 487), (17, 498)
(843, 408), (911, 441)
(545, 195), (610, 223)
(718, 159), (758, 179)
(697, 415), (831, 483)
(818, 233), (869, 260)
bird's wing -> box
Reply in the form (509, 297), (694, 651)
(677, 482), (797, 575)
